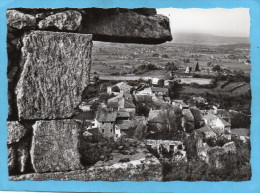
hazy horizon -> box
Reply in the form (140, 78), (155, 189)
(157, 8), (250, 38)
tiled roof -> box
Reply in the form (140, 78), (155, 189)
(182, 109), (194, 122)
(148, 110), (166, 124)
(124, 98), (135, 108)
(117, 111), (130, 118)
(96, 109), (117, 122)
(107, 101), (119, 109)
(136, 95), (152, 103)
(203, 113), (218, 121)
(116, 120), (137, 130)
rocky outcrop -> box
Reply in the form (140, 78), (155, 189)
(7, 8), (172, 44)
(10, 142), (162, 181)
(30, 120), (84, 173)
(7, 10), (36, 30)
(9, 158), (162, 181)
(38, 10), (82, 31)
(80, 8), (172, 44)
(16, 31), (92, 120)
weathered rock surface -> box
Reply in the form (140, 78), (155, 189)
(17, 140), (30, 173)
(9, 155), (162, 181)
(16, 31), (92, 120)
(8, 141), (31, 175)
(80, 8), (172, 44)
(7, 121), (28, 144)
(8, 145), (17, 174)
(8, 8), (172, 44)
(7, 10), (36, 30)
(30, 120), (84, 173)
(38, 10), (82, 31)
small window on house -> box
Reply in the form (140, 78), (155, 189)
(178, 145), (183, 150)
(170, 145), (174, 150)
(102, 129), (104, 133)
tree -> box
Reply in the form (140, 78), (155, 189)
(93, 76), (100, 85)
(195, 62), (200, 71)
(134, 123), (147, 140)
(212, 65), (221, 72)
(162, 54), (169, 58)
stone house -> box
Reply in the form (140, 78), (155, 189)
(107, 82), (132, 95)
(203, 113), (231, 134)
(107, 93), (136, 116)
(94, 109), (118, 138)
(114, 120), (138, 139)
(146, 139), (186, 161)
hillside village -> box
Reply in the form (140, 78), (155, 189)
(74, 72), (251, 180)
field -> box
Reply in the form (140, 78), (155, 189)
(176, 77), (213, 85)
(91, 40), (251, 78)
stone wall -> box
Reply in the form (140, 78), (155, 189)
(6, 7), (170, 181)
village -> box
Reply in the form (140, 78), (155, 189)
(74, 64), (251, 178)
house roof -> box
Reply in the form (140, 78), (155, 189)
(196, 126), (217, 138)
(116, 82), (132, 92)
(148, 110), (166, 124)
(182, 109), (194, 122)
(117, 111), (130, 118)
(107, 101), (119, 109)
(203, 113), (218, 121)
(124, 98), (135, 108)
(116, 120), (137, 130)
(190, 108), (204, 121)
(96, 110), (117, 122)
(151, 87), (169, 93)
(136, 95), (152, 103)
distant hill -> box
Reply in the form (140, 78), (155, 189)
(172, 33), (250, 46)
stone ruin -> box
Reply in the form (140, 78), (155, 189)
(6, 8), (172, 181)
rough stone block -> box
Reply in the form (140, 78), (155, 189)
(7, 121), (28, 144)
(38, 10), (82, 31)
(7, 10), (36, 30)
(30, 120), (84, 173)
(16, 31), (92, 120)
(80, 8), (172, 44)
(9, 155), (162, 181)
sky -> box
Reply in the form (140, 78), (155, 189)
(157, 8), (250, 37)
